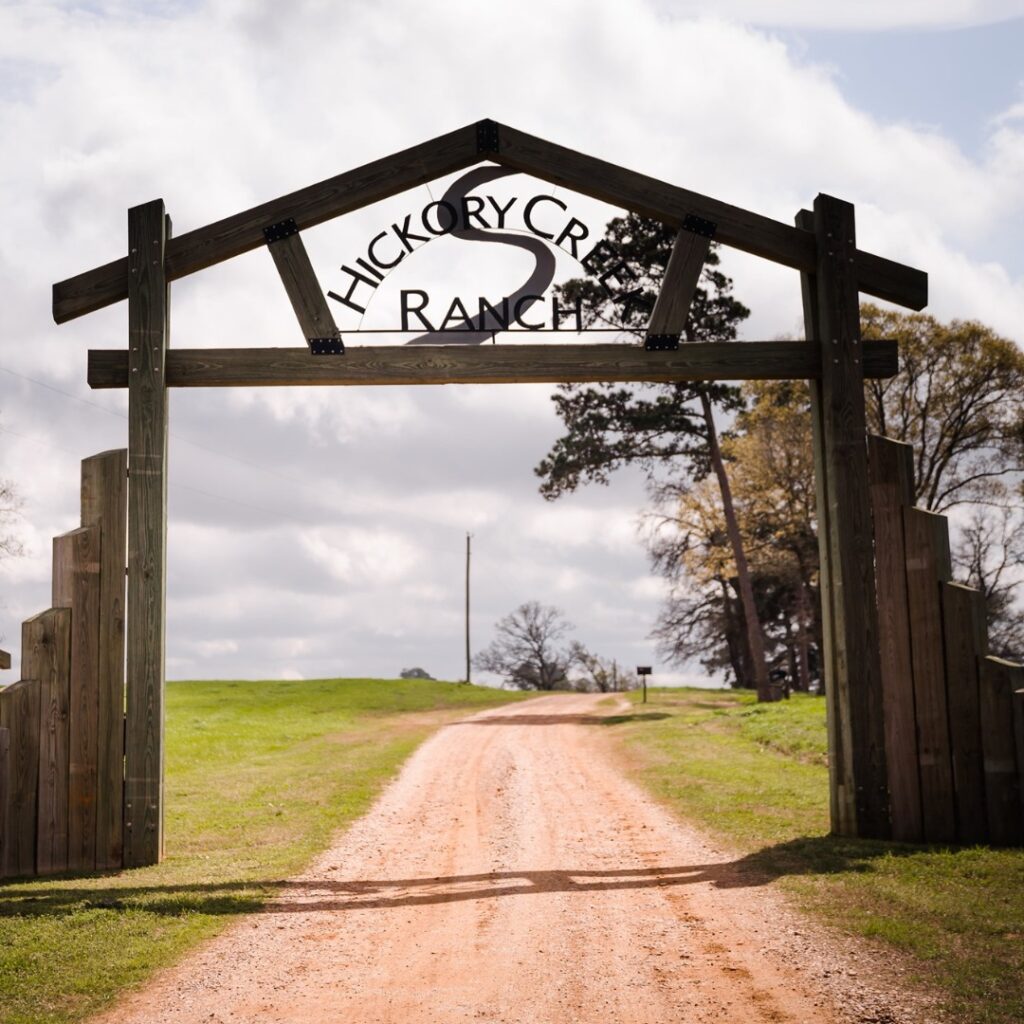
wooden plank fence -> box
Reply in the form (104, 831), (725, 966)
(0, 449), (127, 879)
(869, 434), (1024, 845)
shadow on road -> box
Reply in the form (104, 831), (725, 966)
(0, 836), (927, 920)
(455, 712), (671, 727)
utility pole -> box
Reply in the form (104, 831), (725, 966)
(464, 532), (472, 684)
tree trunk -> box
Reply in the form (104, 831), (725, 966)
(699, 389), (773, 701)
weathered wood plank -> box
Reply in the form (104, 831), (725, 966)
(495, 124), (928, 310)
(867, 434), (922, 842)
(647, 227), (712, 339)
(1015, 685), (1024, 826)
(52, 526), (102, 872)
(979, 657), (1024, 846)
(88, 339), (899, 390)
(796, 207), (841, 832)
(0, 679), (40, 877)
(81, 449), (128, 871)
(903, 507), (956, 844)
(24, 609), (72, 875)
(52, 124), (480, 323)
(0, 650), (10, 670)
(0, 726), (9, 878)
(812, 194), (889, 839)
(265, 229), (341, 345)
(125, 201), (168, 867)
(941, 582), (988, 844)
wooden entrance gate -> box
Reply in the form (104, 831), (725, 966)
(2, 119), (1021, 876)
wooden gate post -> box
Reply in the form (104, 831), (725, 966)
(797, 196), (890, 839)
(124, 200), (170, 867)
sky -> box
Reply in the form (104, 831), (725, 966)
(1, 0), (1023, 686)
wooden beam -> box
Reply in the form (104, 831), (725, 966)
(0, 650), (10, 670)
(867, 434), (922, 842)
(646, 225), (713, 343)
(24, 608), (72, 876)
(81, 449), (128, 871)
(903, 507), (956, 844)
(980, 656), (1024, 846)
(52, 123), (480, 323)
(53, 122), (927, 325)
(88, 339), (898, 390)
(52, 526), (102, 872)
(494, 123), (928, 310)
(0, 678), (41, 878)
(811, 194), (889, 840)
(0, 726), (8, 878)
(125, 200), (169, 868)
(941, 582), (988, 843)
(264, 224), (341, 347)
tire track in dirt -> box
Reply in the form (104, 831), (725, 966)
(95, 693), (938, 1024)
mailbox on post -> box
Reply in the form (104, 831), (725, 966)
(636, 665), (652, 704)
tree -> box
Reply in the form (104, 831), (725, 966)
(474, 601), (575, 690)
(535, 213), (775, 700)
(568, 643), (633, 692)
(0, 477), (23, 562)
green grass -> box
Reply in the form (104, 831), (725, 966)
(607, 687), (1024, 1024)
(0, 677), (528, 1024)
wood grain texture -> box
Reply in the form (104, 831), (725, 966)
(266, 231), (340, 344)
(796, 207), (841, 833)
(52, 526), (102, 872)
(813, 194), (889, 839)
(23, 608), (72, 875)
(0, 679), (40, 877)
(647, 228), (712, 337)
(940, 582), (988, 843)
(1015, 685), (1024, 826)
(52, 123), (479, 323)
(81, 449), (128, 871)
(903, 507), (955, 844)
(979, 657), (1023, 846)
(0, 726), (8, 878)
(0, 650), (10, 670)
(867, 434), (922, 842)
(125, 201), (168, 868)
(88, 340), (899, 390)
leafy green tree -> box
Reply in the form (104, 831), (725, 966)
(535, 213), (776, 699)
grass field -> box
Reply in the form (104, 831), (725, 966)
(608, 687), (1024, 1024)
(0, 677), (528, 1024)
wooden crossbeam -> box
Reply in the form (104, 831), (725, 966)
(0, 649), (10, 670)
(646, 221), (714, 347)
(87, 340), (898, 389)
(53, 121), (927, 325)
(263, 220), (342, 350)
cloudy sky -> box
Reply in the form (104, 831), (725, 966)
(1, 1), (1023, 686)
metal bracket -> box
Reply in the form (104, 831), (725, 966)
(682, 214), (717, 239)
(644, 333), (680, 351)
(309, 336), (345, 356)
(263, 218), (299, 244)
(476, 119), (500, 155)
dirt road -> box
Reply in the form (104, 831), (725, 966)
(98, 693), (931, 1024)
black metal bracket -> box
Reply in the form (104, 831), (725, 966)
(309, 336), (345, 356)
(644, 333), (680, 351)
(476, 119), (500, 155)
(682, 213), (717, 239)
(263, 218), (299, 244)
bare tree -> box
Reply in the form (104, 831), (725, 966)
(0, 476), (23, 562)
(474, 602), (574, 690)
(569, 643), (632, 692)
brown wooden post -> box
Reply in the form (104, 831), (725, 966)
(0, 725), (9, 877)
(867, 434), (922, 841)
(798, 197), (889, 838)
(81, 449), (128, 870)
(53, 526), (102, 871)
(941, 582), (988, 843)
(903, 508), (956, 843)
(125, 200), (169, 867)
(24, 608), (72, 875)
(980, 657), (1024, 846)
(0, 679), (41, 877)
